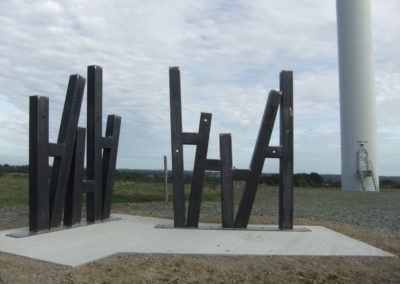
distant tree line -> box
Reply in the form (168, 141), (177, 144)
(0, 164), (29, 174)
(260, 172), (339, 187)
(380, 179), (400, 189)
(113, 170), (334, 187)
(1, 164), (399, 188)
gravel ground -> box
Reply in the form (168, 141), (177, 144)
(0, 188), (399, 283)
(1, 188), (398, 232)
(205, 187), (400, 232)
(254, 188), (400, 232)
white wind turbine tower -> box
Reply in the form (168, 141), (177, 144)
(336, 0), (379, 191)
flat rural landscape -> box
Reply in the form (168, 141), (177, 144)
(0, 172), (399, 283)
(1, 0), (399, 283)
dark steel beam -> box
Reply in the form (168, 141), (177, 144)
(82, 180), (95, 193)
(101, 137), (114, 149)
(102, 115), (122, 219)
(48, 143), (64, 158)
(29, 96), (49, 232)
(87, 65), (103, 222)
(266, 146), (283, 159)
(279, 70), (294, 229)
(169, 67), (185, 227)
(49, 75), (85, 228)
(219, 133), (234, 228)
(232, 169), (252, 181)
(186, 112), (212, 227)
(63, 127), (86, 227)
(205, 159), (221, 171)
(182, 132), (199, 145)
(234, 90), (282, 228)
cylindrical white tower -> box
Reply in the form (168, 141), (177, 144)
(336, 0), (379, 191)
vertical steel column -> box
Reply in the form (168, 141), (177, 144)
(279, 71), (294, 229)
(102, 115), (122, 219)
(186, 112), (212, 227)
(49, 75), (85, 228)
(234, 90), (282, 228)
(219, 133), (234, 228)
(169, 67), (185, 227)
(87, 65), (103, 222)
(63, 127), (86, 226)
(29, 96), (49, 232)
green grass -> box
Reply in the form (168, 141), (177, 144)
(0, 173), (29, 205)
(113, 181), (223, 203)
(0, 172), (398, 206)
(0, 173), (229, 205)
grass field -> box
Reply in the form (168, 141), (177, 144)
(0, 173), (28, 205)
(0, 172), (398, 207)
(0, 172), (228, 205)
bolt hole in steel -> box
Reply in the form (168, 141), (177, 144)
(175, 149), (179, 153)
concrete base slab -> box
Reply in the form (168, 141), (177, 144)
(0, 214), (394, 267)
(7, 216), (122, 238)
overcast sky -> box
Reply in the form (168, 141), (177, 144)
(0, 0), (399, 175)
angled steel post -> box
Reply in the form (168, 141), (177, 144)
(29, 96), (50, 232)
(49, 75), (86, 228)
(219, 133), (234, 228)
(102, 115), (122, 219)
(63, 127), (86, 226)
(234, 90), (282, 228)
(186, 112), (212, 227)
(87, 65), (103, 222)
(279, 71), (294, 229)
(169, 67), (185, 227)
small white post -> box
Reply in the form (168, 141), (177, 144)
(164, 155), (168, 202)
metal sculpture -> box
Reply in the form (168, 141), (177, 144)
(169, 67), (215, 227)
(169, 67), (293, 229)
(29, 65), (121, 233)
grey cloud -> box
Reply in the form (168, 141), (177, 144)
(0, 0), (398, 175)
